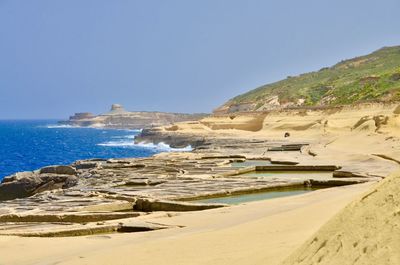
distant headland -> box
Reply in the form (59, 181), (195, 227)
(59, 104), (208, 129)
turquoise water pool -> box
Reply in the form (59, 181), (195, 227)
(193, 186), (319, 205)
(242, 171), (333, 181)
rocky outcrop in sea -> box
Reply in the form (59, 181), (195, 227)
(59, 104), (208, 129)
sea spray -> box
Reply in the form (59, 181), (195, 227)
(97, 135), (193, 152)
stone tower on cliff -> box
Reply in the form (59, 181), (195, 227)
(105, 104), (127, 115)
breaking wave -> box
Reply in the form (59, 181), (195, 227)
(45, 124), (82, 129)
(43, 125), (190, 151)
(110, 135), (137, 139)
(98, 138), (192, 152)
(45, 125), (142, 133)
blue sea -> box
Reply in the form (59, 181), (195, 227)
(0, 120), (191, 180)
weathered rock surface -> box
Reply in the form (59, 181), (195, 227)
(0, 217), (172, 237)
(133, 198), (226, 212)
(39, 165), (77, 175)
(2, 123), (392, 238)
(136, 128), (207, 148)
(0, 169), (77, 201)
(0, 139), (376, 237)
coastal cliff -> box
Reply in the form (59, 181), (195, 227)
(136, 102), (400, 147)
(126, 46), (400, 265)
(60, 104), (208, 129)
(215, 46), (400, 114)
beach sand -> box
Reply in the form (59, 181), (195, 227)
(282, 171), (400, 265)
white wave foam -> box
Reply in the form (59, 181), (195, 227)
(98, 141), (136, 147)
(98, 140), (192, 152)
(128, 129), (143, 133)
(111, 135), (137, 139)
(135, 142), (193, 152)
(45, 124), (82, 129)
(45, 125), (143, 133)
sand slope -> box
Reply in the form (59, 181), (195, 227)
(281, 171), (400, 265)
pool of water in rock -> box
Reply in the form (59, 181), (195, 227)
(193, 186), (321, 205)
(242, 171), (333, 181)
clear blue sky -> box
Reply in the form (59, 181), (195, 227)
(1, 0), (399, 119)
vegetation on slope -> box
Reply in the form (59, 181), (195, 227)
(219, 46), (400, 113)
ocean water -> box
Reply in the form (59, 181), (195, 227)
(0, 120), (191, 180)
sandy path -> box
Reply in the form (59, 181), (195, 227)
(0, 182), (373, 265)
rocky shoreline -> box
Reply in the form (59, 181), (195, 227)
(0, 132), (381, 237)
(1, 102), (400, 239)
(2, 101), (400, 265)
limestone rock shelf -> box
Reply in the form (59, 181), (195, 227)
(0, 139), (375, 237)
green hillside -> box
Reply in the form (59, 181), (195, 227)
(218, 46), (400, 113)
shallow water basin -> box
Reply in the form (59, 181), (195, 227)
(242, 171), (333, 181)
(192, 186), (321, 205)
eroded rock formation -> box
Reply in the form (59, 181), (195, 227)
(0, 166), (78, 201)
(0, 134), (381, 237)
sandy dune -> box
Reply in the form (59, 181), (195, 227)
(282, 171), (400, 265)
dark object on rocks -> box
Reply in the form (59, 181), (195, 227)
(268, 143), (308, 151)
(304, 180), (312, 187)
(390, 72), (400, 81)
(284, 132), (290, 137)
(73, 161), (100, 170)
